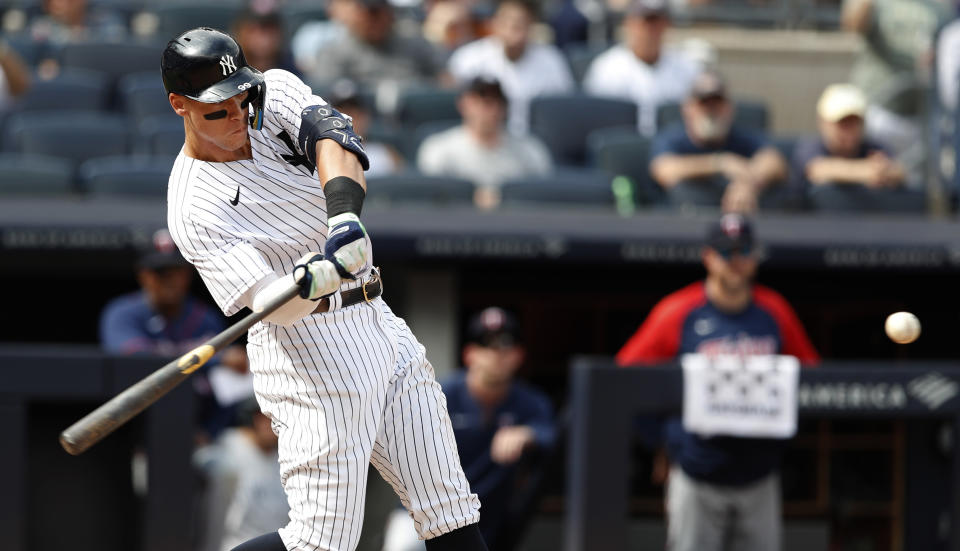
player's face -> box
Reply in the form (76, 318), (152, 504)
(624, 13), (668, 60)
(493, 3), (532, 57)
(464, 343), (524, 385)
(704, 246), (757, 292)
(685, 96), (734, 143)
(138, 266), (192, 311)
(172, 92), (251, 159)
(820, 115), (864, 158)
(459, 93), (506, 134)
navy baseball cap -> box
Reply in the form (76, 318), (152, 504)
(466, 307), (521, 348)
(707, 214), (754, 254)
(138, 229), (190, 271)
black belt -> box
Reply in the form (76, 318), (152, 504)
(312, 268), (382, 314)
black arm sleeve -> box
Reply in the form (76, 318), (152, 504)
(297, 104), (370, 171)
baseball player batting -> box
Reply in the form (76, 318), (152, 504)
(160, 28), (486, 551)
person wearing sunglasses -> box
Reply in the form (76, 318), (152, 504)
(616, 213), (819, 551)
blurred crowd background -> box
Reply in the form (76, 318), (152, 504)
(0, 0), (955, 214)
(2, 0), (960, 550)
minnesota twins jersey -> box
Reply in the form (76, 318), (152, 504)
(616, 281), (819, 486)
(167, 69), (480, 551)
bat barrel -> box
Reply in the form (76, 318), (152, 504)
(59, 283), (302, 455)
(59, 361), (189, 455)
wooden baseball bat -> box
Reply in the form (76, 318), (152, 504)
(59, 282), (302, 456)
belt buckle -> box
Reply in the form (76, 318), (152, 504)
(362, 267), (380, 303)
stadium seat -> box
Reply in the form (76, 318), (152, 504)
(365, 172), (474, 207)
(11, 69), (109, 112)
(59, 41), (161, 86)
(808, 185), (928, 214)
(407, 118), (461, 162)
(119, 71), (175, 124)
(4, 111), (130, 163)
(395, 87), (460, 129)
(79, 155), (173, 196)
(655, 100), (770, 133)
(154, 3), (245, 41)
(500, 167), (614, 209)
(586, 126), (664, 206)
(564, 43), (608, 84)
(137, 115), (184, 156)
(529, 95), (637, 166)
(0, 153), (75, 194)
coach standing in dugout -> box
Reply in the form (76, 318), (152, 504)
(616, 214), (819, 551)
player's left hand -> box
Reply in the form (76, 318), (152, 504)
(325, 213), (369, 279)
(491, 425), (536, 465)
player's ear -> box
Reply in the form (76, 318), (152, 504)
(169, 93), (188, 117)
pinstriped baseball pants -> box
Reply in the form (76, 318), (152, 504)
(247, 297), (481, 551)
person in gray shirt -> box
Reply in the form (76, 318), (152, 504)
(417, 78), (553, 209)
(303, 0), (444, 88)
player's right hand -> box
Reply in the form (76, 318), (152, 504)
(292, 253), (341, 300)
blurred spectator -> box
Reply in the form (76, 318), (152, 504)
(448, 0), (575, 134)
(792, 84), (906, 192)
(583, 0), (700, 136)
(650, 70), (787, 209)
(938, 17), (960, 111)
(0, 39), (32, 111)
(195, 397), (289, 551)
(378, 307), (556, 551)
(99, 229), (249, 441)
(329, 79), (404, 177)
(291, 0), (350, 76)
(446, 307), (556, 548)
(422, 0), (477, 62)
(29, 0), (126, 45)
(417, 77), (552, 209)
(231, 6), (299, 74)
(842, 0), (950, 156)
(301, 0), (443, 88)
(617, 214), (819, 551)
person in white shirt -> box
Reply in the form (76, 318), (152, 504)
(196, 399), (289, 551)
(448, 0), (574, 135)
(417, 78), (553, 209)
(582, 0), (700, 136)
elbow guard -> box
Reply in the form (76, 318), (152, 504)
(297, 104), (370, 171)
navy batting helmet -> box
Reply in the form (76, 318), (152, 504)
(161, 27), (265, 130)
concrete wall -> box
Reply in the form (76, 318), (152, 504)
(668, 28), (863, 135)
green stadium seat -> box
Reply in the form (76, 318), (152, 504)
(365, 172), (475, 207)
(12, 69), (109, 112)
(59, 41), (161, 86)
(119, 71), (174, 124)
(500, 167), (614, 209)
(529, 95), (637, 166)
(79, 155), (173, 196)
(153, 3), (244, 39)
(395, 87), (460, 129)
(656, 100), (770, 133)
(586, 126), (663, 206)
(0, 153), (75, 194)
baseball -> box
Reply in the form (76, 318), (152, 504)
(885, 312), (921, 344)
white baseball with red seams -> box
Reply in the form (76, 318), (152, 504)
(885, 311), (921, 344)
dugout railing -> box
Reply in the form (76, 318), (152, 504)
(565, 359), (960, 551)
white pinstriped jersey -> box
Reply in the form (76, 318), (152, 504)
(167, 69), (480, 551)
